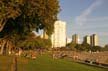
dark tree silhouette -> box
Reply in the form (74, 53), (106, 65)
(0, 0), (59, 54)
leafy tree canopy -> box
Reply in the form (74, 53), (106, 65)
(67, 41), (77, 50)
(18, 36), (52, 50)
(0, 0), (59, 36)
(0, 0), (59, 54)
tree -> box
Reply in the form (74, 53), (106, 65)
(101, 44), (108, 51)
(91, 46), (102, 52)
(75, 44), (85, 51)
(67, 41), (77, 50)
(74, 42), (91, 51)
(81, 42), (91, 51)
(0, 0), (59, 55)
(43, 38), (52, 49)
(18, 37), (52, 50)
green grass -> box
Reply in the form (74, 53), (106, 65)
(18, 54), (107, 71)
(0, 54), (107, 71)
(0, 55), (12, 71)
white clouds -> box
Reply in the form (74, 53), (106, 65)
(76, 16), (108, 22)
(89, 17), (108, 21)
(75, 0), (104, 25)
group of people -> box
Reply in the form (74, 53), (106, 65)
(52, 51), (67, 59)
(23, 51), (37, 59)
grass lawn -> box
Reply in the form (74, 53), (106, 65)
(17, 54), (107, 71)
(0, 54), (107, 71)
(0, 55), (12, 71)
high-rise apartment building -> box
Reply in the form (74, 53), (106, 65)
(83, 34), (98, 46)
(72, 34), (79, 44)
(51, 21), (66, 48)
(83, 35), (90, 44)
(66, 37), (72, 44)
(90, 34), (98, 46)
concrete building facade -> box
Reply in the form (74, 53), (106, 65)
(83, 35), (90, 45)
(51, 21), (66, 48)
(83, 34), (98, 46)
(72, 34), (79, 44)
(90, 34), (98, 46)
(66, 37), (72, 44)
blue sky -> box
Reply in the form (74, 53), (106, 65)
(58, 0), (108, 46)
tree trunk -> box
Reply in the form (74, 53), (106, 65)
(11, 55), (17, 71)
(0, 39), (13, 55)
(0, 19), (6, 32)
(0, 40), (6, 55)
(7, 40), (13, 55)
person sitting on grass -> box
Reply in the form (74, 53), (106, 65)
(31, 52), (37, 59)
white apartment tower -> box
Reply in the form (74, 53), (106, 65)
(72, 34), (79, 44)
(83, 35), (90, 45)
(90, 34), (98, 46)
(83, 34), (98, 46)
(51, 21), (66, 48)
